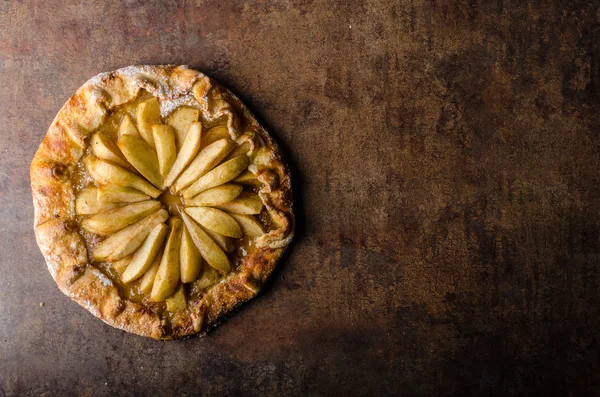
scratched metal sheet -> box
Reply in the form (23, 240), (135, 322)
(1, 1), (599, 395)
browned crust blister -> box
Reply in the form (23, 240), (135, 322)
(30, 65), (294, 340)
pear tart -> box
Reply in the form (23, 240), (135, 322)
(31, 65), (294, 339)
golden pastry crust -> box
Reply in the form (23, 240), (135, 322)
(31, 65), (294, 339)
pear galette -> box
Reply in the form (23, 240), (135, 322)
(31, 65), (294, 339)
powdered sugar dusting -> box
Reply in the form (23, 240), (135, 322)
(85, 71), (110, 87)
(47, 259), (58, 279)
(160, 95), (199, 118)
(96, 272), (114, 287)
(83, 65), (203, 120)
(81, 299), (100, 317)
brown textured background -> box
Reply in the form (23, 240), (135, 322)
(1, 0), (600, 395)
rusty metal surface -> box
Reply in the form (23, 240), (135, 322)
(1, 0), (600, 395)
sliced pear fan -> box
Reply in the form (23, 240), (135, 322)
(84, 156), (161, 198)
(80, 99), (271, 302)
(180, 226), (203, 283)
(152, 125), (177, 177)
(217, 192), (263, 215)
(121, 223), (169, 283)
(185, 206), (243, 238)
(166, 107), (200, 150)
(183, 155), (249, 199)
(139, 254), (161, 294)
(229, 213), (265, 238)
(98, 185), (150, 203)
(151, 218), (183, 301)
(181, 211), (231, 273)
(94, 209), (168, 262)
(163, 121), (203, 187)
(91, 131), (132, 170)
(117, 134), (163, 188)
(81, 200), (160, 236)
(173, 138), (236, 193)
(185, 183), (242, 206)
(76, 187), (123, 215)
(136, 97), (161, 148)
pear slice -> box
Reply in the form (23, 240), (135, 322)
(152, 125), (176, 177)
(90, 131), (132, 170)
(185, 207), (243, 238)
(121, 223), (169, 283)
(163, 121), (202, 187)
(201, 124), (230, 147)
(233, 170), (262, 187)
(118, 114), (141, 139)
(95, 209), (168, 262)
(117, 134), (163, 188)
(202, 226), (235, 253)
(151, 218), (183, 301)
(166, 107), (200, 150)
(84, 156), (161, 198)
(136, 97), (160, 148)
(76, 187), (123, 215)
(106, 211), (168, 262)
(185, 183), (242, 206)
(229, 213), (265, 238)
(183, 155), (249, 199)
(81, 200), (160, 236)
(139, 254), (161, 294)
(80, 222), (106, 236)
(165, 285), (187, 312)
(181, 211), (230, 273)
(180, 226), (203, 283)
(217, 192), (263, 215)
(223, 141), (251, 162)
(173, 138), (235, 193)
(98, 185), (150, 203)
(111, 254), (133, 274)
(194, 266), (221, 292)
